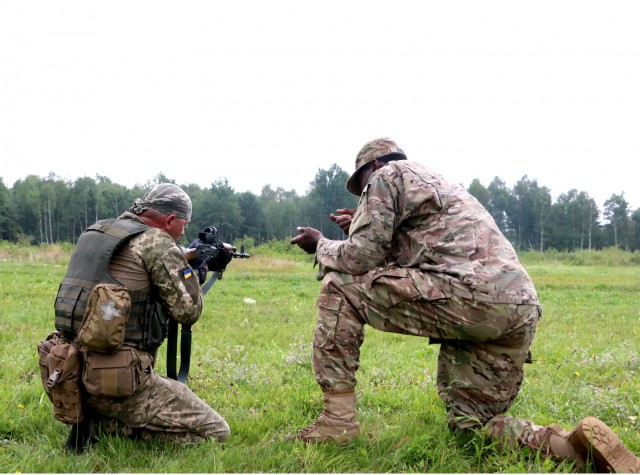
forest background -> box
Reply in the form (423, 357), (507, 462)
(0, 164), (638, 253)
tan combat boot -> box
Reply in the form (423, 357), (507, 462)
(290, 389), (360, 443)
(574, 416), (640, 473)
(546, 423), (588, 469)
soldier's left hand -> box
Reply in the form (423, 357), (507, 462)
(291, 226), (323, 254)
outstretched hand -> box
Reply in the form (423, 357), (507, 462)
(291, 226), (323, 254)
(329, 208), (356, 235)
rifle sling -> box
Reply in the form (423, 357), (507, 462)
(166, 320), (191, 384)
(201, 271), (221, 295)
(166, 271), (220, 384)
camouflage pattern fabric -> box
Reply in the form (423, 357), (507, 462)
(117, 212), (203, 325)
(316, 160), (539, 306)
(346, 137), (406, 195)
(314, 268), (540, 430)
(86, 359), (229, 443)
(129, 183), (192, 220)
(482, 415), (549, 452)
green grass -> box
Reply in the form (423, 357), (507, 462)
(1, 248), (639, 473)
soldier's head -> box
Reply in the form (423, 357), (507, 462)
(346, 137), (407, 196)
(129, 183), (192, 241)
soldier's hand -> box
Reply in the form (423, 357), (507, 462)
(329, 208), (356, 235)
(291, 226), (323, 254)
(185, 240), (206, 267)
(207, 248), (233, 272)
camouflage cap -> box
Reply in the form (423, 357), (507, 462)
(129, 183), (192, 220)
(346, 137), (406, 195)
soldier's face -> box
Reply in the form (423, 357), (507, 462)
(166, 215), (190, 241)
(357, 160), (377, 193)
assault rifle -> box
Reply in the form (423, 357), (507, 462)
(192, 226), (250, 290)
(168, 226), (251, 383)
(182, 226), (251, 266)
(194, 226), (252, 261)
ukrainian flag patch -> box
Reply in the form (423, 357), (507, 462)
(183, 268), (193, 280)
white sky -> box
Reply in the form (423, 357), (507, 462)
(1, 1), (639, 213)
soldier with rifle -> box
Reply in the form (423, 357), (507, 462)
(38, 183), (239, 452)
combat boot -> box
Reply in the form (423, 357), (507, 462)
(65, 417), (97, 454)
(546, 423), (587, 469)
(290, 389), (360, 443)
(574, 416), (640, 473)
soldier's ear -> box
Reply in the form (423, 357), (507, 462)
(161, 213), (176, 230)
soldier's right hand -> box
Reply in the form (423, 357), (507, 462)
(330, 208), (356, 235)
(206, 248), (233, 272)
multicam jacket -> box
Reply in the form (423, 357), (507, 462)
(316, 161), (539, 305)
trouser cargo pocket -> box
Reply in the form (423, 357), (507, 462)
(315, 292), (342, 349)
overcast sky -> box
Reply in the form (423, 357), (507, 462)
(1, 1), (639, 214)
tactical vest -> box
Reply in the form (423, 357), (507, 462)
(54, 218), (168, 350)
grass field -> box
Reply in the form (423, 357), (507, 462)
(0, 247), (639, 473)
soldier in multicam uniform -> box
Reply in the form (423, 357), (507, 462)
(290, 138), (640, 472)
(53, 183), (230, 450)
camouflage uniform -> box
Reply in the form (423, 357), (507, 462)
(84, 212), (230, 443)
(314, 155), (542, 437)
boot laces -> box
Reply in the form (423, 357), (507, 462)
(296, 413), (327, 437)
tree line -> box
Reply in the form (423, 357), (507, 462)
(1, 166), (639, 252)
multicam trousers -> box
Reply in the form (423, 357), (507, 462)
(86, 360), (230, 444)
(483, 415), (550, 452)
(313, 266), (541, 432)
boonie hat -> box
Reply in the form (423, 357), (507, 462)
(346, 137), (406, 195)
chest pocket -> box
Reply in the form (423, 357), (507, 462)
(349, 186), (372, 235)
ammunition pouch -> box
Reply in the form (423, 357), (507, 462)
(37, 332), (85, 425)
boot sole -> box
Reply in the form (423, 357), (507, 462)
(293, 429), (360, 444)
(576, 417), (640, 473)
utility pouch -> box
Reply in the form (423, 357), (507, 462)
(77, 283), (131, 353)
(37, 331), (63, 393)
(37, 332), (85, 424)
(82, 347), (142, 398)
(143, 299), (169, 350)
